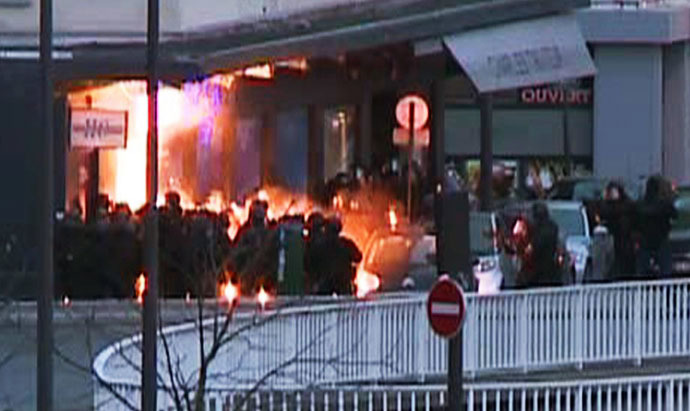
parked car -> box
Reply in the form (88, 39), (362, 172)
(500, 201), (614, 283)
(671, 185), (690, 274)
(358, 212), (509, 294)
(548, 177), (641, 202)
(470, 211), (513, 295)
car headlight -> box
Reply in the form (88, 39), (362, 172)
(401, 276), (416, 289)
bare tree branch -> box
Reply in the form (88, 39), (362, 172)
(53, 346), (139, 411)
(160, 319), (184, 411)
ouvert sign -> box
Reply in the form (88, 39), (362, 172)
(520, 87), (592, 105)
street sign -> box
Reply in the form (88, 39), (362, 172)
(427, 275), (466, 338)
(395, 94), (428, 130)
(392, 127), (430, 147)
(70, 108), (127, 149)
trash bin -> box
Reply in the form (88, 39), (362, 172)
(276, 222), (305, 295)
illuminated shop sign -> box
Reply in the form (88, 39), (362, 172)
(70, 109), (128, 149)
(519, 87), (592, 105)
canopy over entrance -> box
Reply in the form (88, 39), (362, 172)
(443, 13), (595, 93)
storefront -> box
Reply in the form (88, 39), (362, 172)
(443, 76), (594, 195)
(0, 0), (592, 282)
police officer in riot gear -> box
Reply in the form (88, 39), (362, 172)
(303, 212), (327, 293)
(528, 202), (560, 287)
(309, 216), (362, 295)
(231, 201), (278, 294)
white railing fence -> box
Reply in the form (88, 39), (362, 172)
(95, 373), (690, 411)
(249, 279), (690, 384)
(93, 279), (690, 403)
(591, 0), (663, 8)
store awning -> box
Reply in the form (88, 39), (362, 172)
(444, 13), (595, 93)
(191, 0), (587, 72)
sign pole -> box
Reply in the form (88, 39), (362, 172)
(426, 275), (466, 411)
(37, 0), (54, 408)
(85, 97), (100, 224)
(561, 80), (572, 176)
(407, 101), (415, 219)
(142, 0), (159, 408)
(448, 332), (463, 411)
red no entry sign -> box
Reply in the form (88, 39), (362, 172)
(395, 94), (429, 130)
(427, 275), (466, 339)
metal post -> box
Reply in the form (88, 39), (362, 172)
(448, 332), (463, 411)
(432, 80), (445, 266)
(37, 0), (54, 409)
(479, 93), (493, 211)
(562, 81), (572, 176)
(142, 0), (159, 408)
(432, 78), (465, 411)
(86, 150), (99, 223)
(85, 97), (100, 224)
(407, 102), (415, 219)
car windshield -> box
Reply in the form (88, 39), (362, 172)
(549, 181), (577, 200)
(673, 193), (690, 230)
(364, 214), (496, 274)
(548, 207), (586, 237)
(363, 235), (412, 275)
(409, 236), (435, 265)
(551, 179), (640, 201)
(572, 180), (606, 201)
(470, 212), (495, 256)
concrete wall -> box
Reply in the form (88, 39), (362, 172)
(592, 45), (663, 181)
(663, 42), (690, 185)
(0, 0), (395, 41)
(178, 0), (385, 32)
(0, 0), (181, 37)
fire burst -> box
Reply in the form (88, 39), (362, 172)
(135, 273), (147, 304)
(354, 266), (380, 298)
(388, 207), (398, 231)
(256, 286), (271, 309)
(203, 190), (225, 214)
(220, 281), (239, 305)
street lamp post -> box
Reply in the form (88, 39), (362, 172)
(142, 0), (160, 409)
(38, 0), (54, 409)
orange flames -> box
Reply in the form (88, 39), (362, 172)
(354, 266), (381, 298)
(388, 207), (398, 231)
(68, 78), (234, 212)
(135, 273), (147, 304)
(203, 190), (225, 214)
(220, 281), (239, 305)
(332, 195), (344, 209)
(256, 286), (271, 309)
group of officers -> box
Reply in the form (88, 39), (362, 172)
(55, 191), (363, 299)
(502, 175), (679, 289)
(229, 199), (362, 297)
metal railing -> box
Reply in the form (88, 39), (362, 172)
(95, 372), (690, 410)
(590, 0), (664, 8)
(93, 279), (690, 403)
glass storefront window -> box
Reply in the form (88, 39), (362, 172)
(323, 107), (355, 182)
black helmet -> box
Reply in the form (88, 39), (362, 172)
(165, 191), (181, 208)
(326, 216), (343, 235)
(306, 212), (325, 229)
(249, 202), (267, 224)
